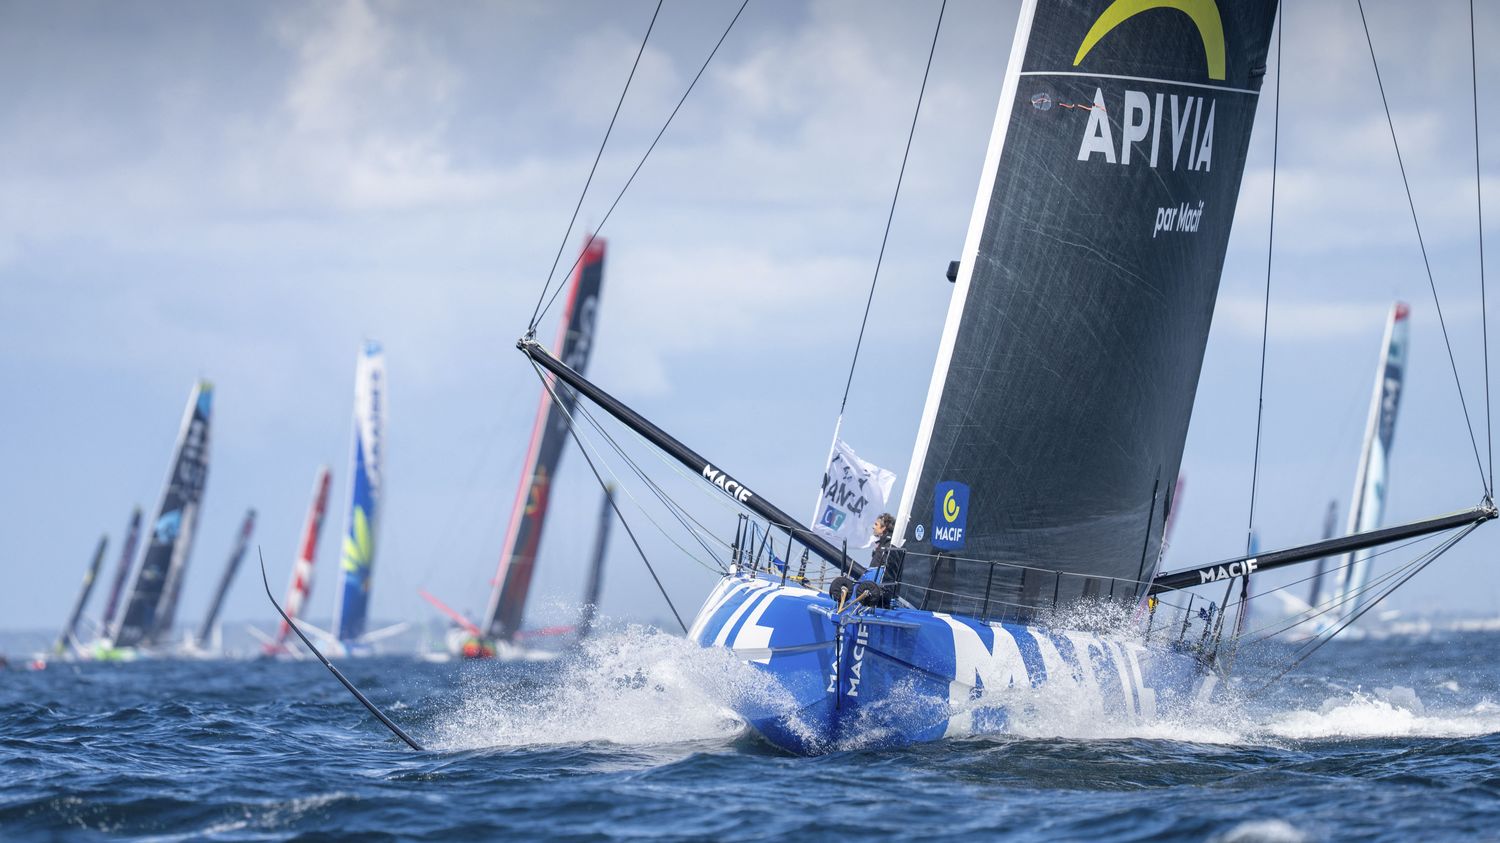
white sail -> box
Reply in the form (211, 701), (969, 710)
(1316, 302), (1410, 633)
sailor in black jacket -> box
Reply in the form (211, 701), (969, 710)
(831, 513), (906, 609)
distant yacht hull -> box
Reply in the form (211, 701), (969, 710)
(690, 572), (1211, 755)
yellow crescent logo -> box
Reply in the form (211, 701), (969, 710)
(1074, 0), (1227, 81)
(942, 490), (961, 523)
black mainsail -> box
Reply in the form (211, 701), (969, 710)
(893, 1), (1279, 619)
(113, 381), (213, 649)
(484, 237), (606, 642)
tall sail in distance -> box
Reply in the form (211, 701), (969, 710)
(894, 2), (1279, 619)
(333, 343), (386, 644)
(100, 507), (142, 634)
(1318, 302), (1409, 629)
(484, 237), (606, 642)
(274, 466), (332, 652)
(56, 536), (108, 655)
(1306, 499), (1339, 609)
(196, 508), (257, 647)
(577, 484), (614, 640)
(113, 381), (213, 648)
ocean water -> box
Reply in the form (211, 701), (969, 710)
(3, 626), (1499, 841)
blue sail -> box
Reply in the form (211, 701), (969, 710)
(333, 341), (387, 644)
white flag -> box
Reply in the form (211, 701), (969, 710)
(811, 439), (896, 549)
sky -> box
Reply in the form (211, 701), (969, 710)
(2, 0), (1499, 638)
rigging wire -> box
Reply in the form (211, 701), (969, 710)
(1227, 5), (1286, 655)
(836, 0), (947, 416)
(536, 381), (729, 577)
(571, 401), (731, 566)
(532, 0), (753, 329)
(1469, 0), (1493, 494)
(529, 359), (688, 632)
(1236, 531), (1446, 642)
(528, 0), (664, 331)
(1248, 523), (1476, 690)
(1357, 0), (1489, 496)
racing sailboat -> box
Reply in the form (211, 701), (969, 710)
(431, 482), (616, 660)
(258, 467), (332, 657)
(329, 342), (396, 656)
(106, 380), (213, 657)
(190, 508), (257, 654)
(512, 0), (1494, 753)
(445, 237), (606, 660)
(54, 535), (108, 657)
(1277, 303), (1409, 638)
(98, 507), (143, 639)
(1311, 302), (1410, 635)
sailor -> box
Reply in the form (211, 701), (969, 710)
(828, 514), (906, 609)
(865, 512), (905, 607)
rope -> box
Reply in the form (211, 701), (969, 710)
(1224, 10), (1285, 661)
(1470, 0), (1493, 494)
(533, 0), (753, 328)
(528, 0), (664, 331)
(1246, 7), (1281, 558)
(837, 0), (947, 415)
(571, 401), (730, 567)
(529, 360), (688, 633)
(1357, 0), (1488, 494)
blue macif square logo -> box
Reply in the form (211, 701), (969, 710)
(931, 481), (969, 550)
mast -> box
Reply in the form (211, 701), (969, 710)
(577, 484), (614, 640)
(484, 237), (606, 643)
(274, 466), (333, 652)
(55, 535), (108, 656)
(1318, 302), (1409, 629)
(112, 380), (213, 649)
(332, 342), (387, 645)
(100, 507), (142, 634)
(1305, 499), (1339, 608)
(196, 508), (257, 648)
(99, 507), (143, 635)
(891, 1), (1280, 619)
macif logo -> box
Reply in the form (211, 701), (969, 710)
(1071, 0), (1227, 172)
(931, 481), (969, 550)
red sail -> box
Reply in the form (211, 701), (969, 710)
(271, 465), (333, 653)
(483, 237), (606, 642)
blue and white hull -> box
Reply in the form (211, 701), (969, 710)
(690, 572), (1213, 755)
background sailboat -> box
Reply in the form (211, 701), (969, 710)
(1272, 302), (1409, 639)
(107, 380), (213, 657)
(53, 535), (107, 658)
(255, 467), (332, 658)
(435, 237), (607, 660)
(330, 342), (396, 656)
(188, 508), (256, 656)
